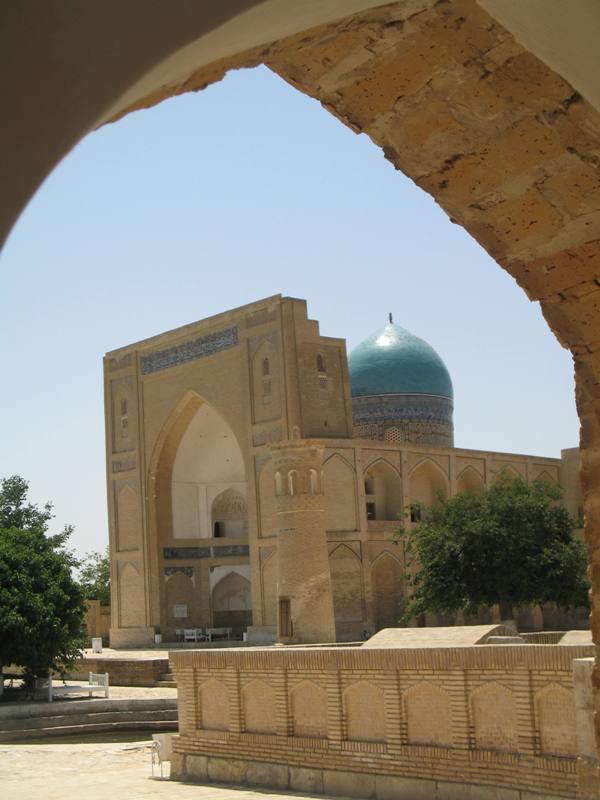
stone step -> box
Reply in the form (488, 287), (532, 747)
(0, 708), (176, 732)
(156, 671), (176, 688)
(0, 696), (176, 722)
(0, 718), (178, 743)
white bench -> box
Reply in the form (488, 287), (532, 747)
(48, 672), (109, 702)
(205, 627), (232, 642)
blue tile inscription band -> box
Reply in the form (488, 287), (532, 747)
(141, 326), (239, 374)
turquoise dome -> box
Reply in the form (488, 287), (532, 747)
(348, 321), (453, 399)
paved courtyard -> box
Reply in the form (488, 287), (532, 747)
(0, 740), (323, 800)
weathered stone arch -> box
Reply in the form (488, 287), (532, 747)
(323, 452), (357, 531)
(456, 465), (485, 495)
(290, 680), (327, 739)
(5, 0), (600, 760)
(343, 681), (385, 743)
(242, 679), (277, 734)
(405, 682), (452, 747)
(370, 551), (404, 631)
(471, 683), (518, 753)
(198, 678), (230, 731)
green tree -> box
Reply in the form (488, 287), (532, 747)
(78, 548), (111, 606)
(401, 477), (589, 624)
(0, 476), (86, 688)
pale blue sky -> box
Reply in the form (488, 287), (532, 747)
(0, 66), (579, 557)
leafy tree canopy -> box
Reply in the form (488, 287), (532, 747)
(78, 548), (111, 606)
(401, 477), (589, 623)
(0, 476), (86, 685)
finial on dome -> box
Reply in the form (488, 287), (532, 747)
(388, 312), (393, 324)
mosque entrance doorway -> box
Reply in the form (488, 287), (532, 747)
(152, 394), (251, 641)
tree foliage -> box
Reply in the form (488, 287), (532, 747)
(401, 477), (589, 622)
(78, 548), (111, 605)
(0, 476), (86, 685)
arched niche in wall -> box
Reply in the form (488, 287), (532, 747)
(211, 487), (247, 539)
(165, 570), (195, 626)
(252, 338), (281, 423)
(324, 453), (357, 531)
(535, 469), (556, 484)
(408, 458), (448, 517)
(364, 459), (402, 522)
(329, 544), (363, 625)
(211, 567), (252, 631)
(118, 561), (145, 628)
(370, 551), (404, 631)
(165, 396), (246, 541)
(115, 483), (142, 551)
(493, 464), (521, 484)
(456, 465), (485, 495)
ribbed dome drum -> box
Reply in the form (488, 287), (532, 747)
(348, 319), (454, 447)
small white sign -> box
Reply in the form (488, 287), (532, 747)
(174, 604), (188, 619)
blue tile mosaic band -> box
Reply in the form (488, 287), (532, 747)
(141, 326), (239, 375)
(163, 545), (249, 560)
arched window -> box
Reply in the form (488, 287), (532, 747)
(316, 354), (326, 373)
(262, 357), (270, 377)
(288, 470), (298, 496)
(309, 469), (319, 494)
(274, 471), (283, 496)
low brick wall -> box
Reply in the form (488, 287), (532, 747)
(170, 642), (594, 799)
(68, 656), (169, 687)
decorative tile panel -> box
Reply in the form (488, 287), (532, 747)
(140, 326), (239, 375)
(163, 545), (249, 560)
(164, 566), (194, 577)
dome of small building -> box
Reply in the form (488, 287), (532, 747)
(348, 317), (454, 447)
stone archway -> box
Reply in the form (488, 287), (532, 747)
(4, 0), (600, 764)
(144, 390), (247, 638)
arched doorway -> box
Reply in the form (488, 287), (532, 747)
(151, 393), (250, 639)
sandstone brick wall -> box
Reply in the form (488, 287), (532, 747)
(170, 643), (593, 798)
(68, 656), (169, 687)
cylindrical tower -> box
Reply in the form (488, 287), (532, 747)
(269, 440), (336, 644)
(348, 316), (454, 447)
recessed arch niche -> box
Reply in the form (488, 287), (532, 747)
(456, 466), (485, 495)
(364, 459), (402, 522)
(409, 459), (448, 516)
(168, 398), (247, 541)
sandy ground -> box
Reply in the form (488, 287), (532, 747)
(0, 740), (321, 800)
